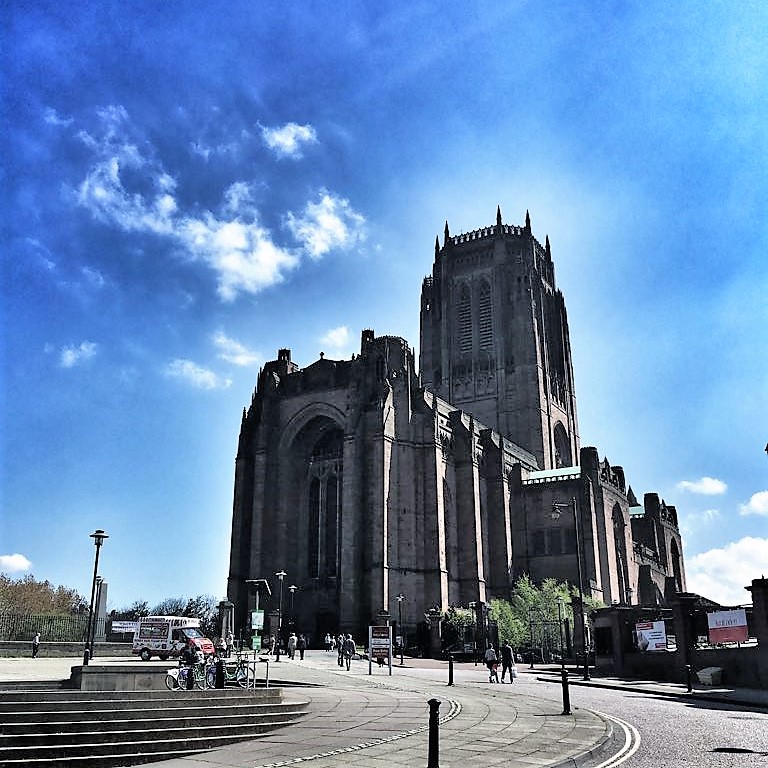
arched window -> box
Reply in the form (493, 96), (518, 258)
(612, 505), (628, 603)
(670, 538), (683, 592)
(478, 281), (493, 351)
(307, 428), (343, 580)
(458, 284), (472, 355)
(553, 422), (572, 468)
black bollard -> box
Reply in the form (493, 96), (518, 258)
(427, 698), (440, 768)
(448, 655), (454, 686)
(83, 648), (90, 666)
(560, 668), (571, 715)
(215, 657), (225, 689)
(186, 665), (195, 690)
(685, 664), (693, 692)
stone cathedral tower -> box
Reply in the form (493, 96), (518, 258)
(419, 207), (579, 471)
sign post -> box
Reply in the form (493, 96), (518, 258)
(368, 625), (392, 675)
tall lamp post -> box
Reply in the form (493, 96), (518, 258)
(552, 497), (590, 680)
(83, 529), (108, 666)
(468, 601), (477, 665)
(556, 597), (566, 671)
(396, 593), (406, 665)
(275, 570), (287, 661)
(288, 585), (298, 629)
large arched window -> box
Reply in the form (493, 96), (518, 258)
(458, 284), (472, 355)
(307, 427), (344, 580)
(612, 505), (629, 603)
(670, 538), (683, 592)
(553, 422), (572, 468)
(478, 280), (493, 351)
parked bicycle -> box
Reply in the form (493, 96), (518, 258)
(165, 660), (208, 690)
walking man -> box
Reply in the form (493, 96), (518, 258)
(500, 640), (514, 682)
(32, 632), (41, 658)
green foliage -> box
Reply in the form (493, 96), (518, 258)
(146, 595), (219, 638)
(441, 606), (475, 646)
(0, 574), (87, 615)
(110, 601), (149, 621)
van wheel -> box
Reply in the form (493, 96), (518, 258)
(140, 649), (152, 661)
(159, 654), (169, 661)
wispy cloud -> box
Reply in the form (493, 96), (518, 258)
(60, 341), (98, 368)
(212, 332), (260, 366)
(740, 490), (768, 517)
(676, 476), (727, 495)
(166, 359), (232, 390)
(685, 537), (768, 606)
(285, 190), (366, 259)
(260, 122), (318, 159)
(0, 553), (32, 573)
(319, 326), (350, 352)
(74, 107), (306, 301)
(43, 107), (72, 127)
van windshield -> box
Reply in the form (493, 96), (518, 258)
(182, 628), (203, 639)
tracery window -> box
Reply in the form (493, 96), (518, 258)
(458, 284), (472, 355)
(478, 281), (493, 351)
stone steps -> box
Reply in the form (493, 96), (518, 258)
(0, 687), (309, 768)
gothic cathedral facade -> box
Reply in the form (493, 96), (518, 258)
(227, 208), (686, 644)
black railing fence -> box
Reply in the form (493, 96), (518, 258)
(0, 614), (133, 643)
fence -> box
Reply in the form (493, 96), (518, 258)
(0, 614), (134, 643)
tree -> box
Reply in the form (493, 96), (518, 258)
(151, 597), (187, 616)
(147, 595), (220, 638)
(110, 601), (150, 621)
(0, 574), (87, 615)
(441, 606), (475, 647)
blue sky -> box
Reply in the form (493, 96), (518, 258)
(2, 1), (766, 611)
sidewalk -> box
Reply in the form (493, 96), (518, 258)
(0, 653), (614, 768)
(533, 666), (768, 710)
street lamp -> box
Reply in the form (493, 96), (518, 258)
(396, 593), (405, 665)
(275, 570), (287, 661)
(552, 497), (590, 680)
(468, 601), (477, 665)
(556, 597), (566, 671)
(528, 606), (535, 669)
(83, 529), (108, 665)
(288, 585), (298, 628)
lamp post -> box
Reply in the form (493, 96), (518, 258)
(288, 585), (297, 629)
(528, 607), (535, 669)
(468, 601), (477, 665)
(556, 597), (566, 671)
(396, 593), (405, 665)
(625, 586), (634, 606)
(552, 497), (590, 680)
(83, 529), (108, 666)
(275, 570), (287, 661)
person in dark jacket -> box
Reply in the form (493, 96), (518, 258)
(500, 640), (515, 683)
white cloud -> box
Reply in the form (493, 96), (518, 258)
(166, 359), (232, 390)
(75, 110), (301, 301)
(320, 326), (350, 351)
(286, 191), (367, 259)
(260, 122), (318, 159)
(0, 553), (33, 573)
(685, 537), (768, 606)
(676, 476), (727, 495)
(212, 332), (260, 366)
(43, 107), (72, 127)
(60, 341), (98, 368)
(740, 490), (768, 517)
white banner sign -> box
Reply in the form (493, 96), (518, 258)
(635, 620), (667, 651)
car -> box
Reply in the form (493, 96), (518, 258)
(441, 642), (478, 662)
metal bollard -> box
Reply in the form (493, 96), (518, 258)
(685, 664), (693, 692)
(427, 698), (440, 768)
(215, 658), (225, 689)
(448, 655), (454, 686)
(186, 666), (195, 690)
(82, 648), (90, 666)
(560, 668), (571, 715)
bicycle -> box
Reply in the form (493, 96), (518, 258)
(165, 661), (208, 690)
(220, 652), (251, 688)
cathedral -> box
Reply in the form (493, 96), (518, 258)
(227, 208), (686, 647)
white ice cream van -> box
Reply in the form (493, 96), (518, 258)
(132, 616), (214, 661)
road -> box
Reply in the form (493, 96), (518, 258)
(520, 672), (768, 768)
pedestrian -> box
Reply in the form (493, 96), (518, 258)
(287, 632), (297, 660)
(324, 632), (332, 652)
(32, 632), (41, 658)
(500, 640), (514, 683)
(337, 634), (345, 667)
(343, 634), (356, 670)
(297, 633), (307, 660)
(181, 637), (199, 689)
(484, 644), (499, 683)
(226, 630), (234, 658)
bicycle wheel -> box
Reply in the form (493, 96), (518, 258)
(236, 663), (249, 688)
(165, 672), (178, 691)
(194, 666), (206, 689)
(205, 666), (217, 689)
